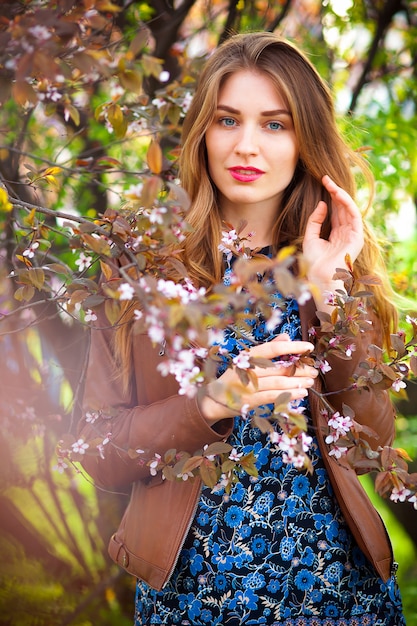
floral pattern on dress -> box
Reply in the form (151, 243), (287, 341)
(134, 264), (405, 626)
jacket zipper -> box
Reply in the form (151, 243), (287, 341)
(162, 481), (203, 589)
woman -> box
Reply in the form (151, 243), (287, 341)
(79, 33), (405, 625)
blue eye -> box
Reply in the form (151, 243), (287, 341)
(267, 121), (283, 131)
(220, 117), (236, 127)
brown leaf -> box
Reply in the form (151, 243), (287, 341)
(390, 333), (407, 356)
(81, 233), (111, 256)
(357, 274), (383, 286)
(204, 442), (232, 456)
(147, 139), (163, 174)
(100, 260), (114, 281)
(200, 460), (220, 488)
(104, 298), (121, 326)
(141, 176), (163, 207)
(107, 103), (127, 138)
(128, 28), (150, 57)
(181, 456), (204, 474)
(14, 284), (35, 302)
(119, 69), (143, 94)
(12, 80), (38, 106)
(375, 471), (394, 498)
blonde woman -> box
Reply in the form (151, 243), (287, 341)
(80, 32), (405, 625)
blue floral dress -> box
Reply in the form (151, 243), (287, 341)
(134, 263), (405, 626)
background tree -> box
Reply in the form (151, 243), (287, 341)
(0, 1), (416, 624)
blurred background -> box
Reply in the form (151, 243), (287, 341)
(0, 1), (416, 624)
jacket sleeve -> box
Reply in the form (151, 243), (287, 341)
(300, 302), (396, 448)
(78, 309), (232, 490)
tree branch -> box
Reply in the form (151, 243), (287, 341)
(348, 0), (405, 114)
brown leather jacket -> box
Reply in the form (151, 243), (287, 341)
(79, 298), (396, 590)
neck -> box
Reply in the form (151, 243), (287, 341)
(221, 211), (278, 249)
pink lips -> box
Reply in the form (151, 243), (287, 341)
(228, 166), (265, 182)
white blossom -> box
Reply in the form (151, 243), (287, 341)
(265, 308), (283, 332)
(74, 251), (92, 272)
(118, 282), (135, 300)
(23, 241), (39, 258)
(233, 351), (251, 370)
(159, 70), (170, 82)
(125, 183), (143, 199)
(297, 286), (312, 305)
(392, 378), (406, 393)
(181, 91), (193, 114)
(229, 448), (243, 462)
(318, 359), (332, 374)
(84, 309), (97, 322)
(71, 438), (89, 455)
(29, 25), (52, 41)
(390, 486), (411, 503)
(329, 445), (348, 459)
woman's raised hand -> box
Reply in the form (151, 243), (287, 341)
(303, 175), (364, 288)
(198, 334), (318, 424)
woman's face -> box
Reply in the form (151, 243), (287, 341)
(205, 70), (299, 220)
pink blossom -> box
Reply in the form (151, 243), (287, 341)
(299, 432), (313, 452)
(318, 359), (332, 374)
(71, 438), (89, 455)
(85, 411), (99, 424)
(329, 445), (348, 459)
(326, 412), (353, 444)
(74, 251), (92, 272)
(181, 92), (193, 114)
(220, 229), (238, 246)
(408, 494), (417, 509)
(52, 458), (68, 474)
(329, 335), (341, 347)
(233, 351), (251, 370)
(324, 291), (338, 306)
(148, 206), (167, 224)
(152, 97), (166, 109)
(345, 343), (356, 357)
(229, 448), (243, 462)
(390, 486), (411, 503)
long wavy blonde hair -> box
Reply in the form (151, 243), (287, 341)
(180, 32), (397, 331)
(115, 32), (397, 383)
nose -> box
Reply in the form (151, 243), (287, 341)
(234, 124), (259, 157)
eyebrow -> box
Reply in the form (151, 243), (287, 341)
(216, 104), (292, 117)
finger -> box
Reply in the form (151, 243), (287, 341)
(255, 363), (318, 378)
(250, 339), (315, 360)
(303, 201), (328, 244)
(255, 374), (317, 391)
(322, 175), (361, 224)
